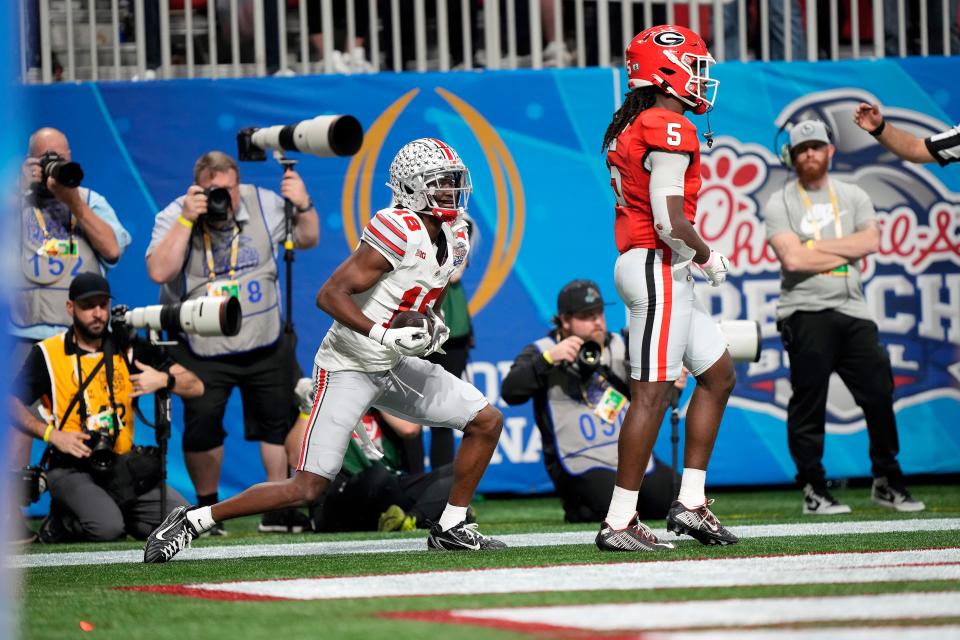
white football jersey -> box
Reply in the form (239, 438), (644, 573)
(314, 207), (471, 372)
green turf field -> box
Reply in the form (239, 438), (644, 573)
(17, 484), (960, 640)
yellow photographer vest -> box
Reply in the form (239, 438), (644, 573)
(37, 332), (134, 455)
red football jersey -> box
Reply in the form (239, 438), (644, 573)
(607, 107), (702, 253)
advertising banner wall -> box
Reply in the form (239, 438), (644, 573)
(19, 56), (960, 504)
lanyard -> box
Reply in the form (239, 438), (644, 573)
(33, 207), (76, 255)
(796, 181), (842, 241)
(202, 225), (240, 281)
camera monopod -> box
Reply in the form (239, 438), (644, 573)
(274, 151), (298, 334)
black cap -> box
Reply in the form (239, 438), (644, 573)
(68, 273), (111, 301)
(557, 279), (606, 315)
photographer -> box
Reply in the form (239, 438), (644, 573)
(9, 274), (202, 542)
(145, 151), (319, 534)
(501, 280), (674, 523)
(10, 128), (132, 540)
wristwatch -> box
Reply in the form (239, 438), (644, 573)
(165, 372), (176, 391)
(295, 200), (313, 213)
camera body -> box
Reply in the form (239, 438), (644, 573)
(566, 340), (603, 378)
(37, 150), (84, 190)
(202, 186), (232, 222)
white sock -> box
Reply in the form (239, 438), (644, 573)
(678, 468), (707, 509)
(186, 506), (216, 534)
(438, 504), (468, 531)
(604, 486), (639, 529)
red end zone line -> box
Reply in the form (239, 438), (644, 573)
(385, 610), (645, 640)
(118, 584), (287, 602)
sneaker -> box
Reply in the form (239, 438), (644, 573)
(259, 509), (311, 533)
(802, 484), (852, 515)
(596, 514), (675, 551)
(427, 521), (506, 551)
(378, 505), (417, 532)
(12, 518), (38, 545)
(666, 500), (739, 546)
(144, 506), (198, 563)
(873, 477), (925, 512)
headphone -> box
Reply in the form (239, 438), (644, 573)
(774, 119), (835, 170)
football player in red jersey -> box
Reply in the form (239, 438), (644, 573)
(595, 25), (739, 551)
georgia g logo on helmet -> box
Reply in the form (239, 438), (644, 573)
(652, 30), (686, 47)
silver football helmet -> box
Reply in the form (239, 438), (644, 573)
(387, 138), (471, 222)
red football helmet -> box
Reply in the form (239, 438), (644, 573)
(625, 25), (718, 115)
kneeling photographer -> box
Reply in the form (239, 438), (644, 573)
(501, 279), (674, 523)
(10, 274), (203, 542)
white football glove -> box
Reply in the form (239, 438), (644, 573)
(294, 377), (315, 416)
(368, 322), (431, 357)
(697, 250), (730, 287)
(424, 306), (450, 356)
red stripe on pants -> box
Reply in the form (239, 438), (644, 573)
(297, 369), (327, 470)
(656, 249), (673, 381)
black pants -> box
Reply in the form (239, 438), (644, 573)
(553, 459), (674, 523)
(313, 463), (454, 532)
(168, 333), (299, 451)
(779, 310), (903, 489)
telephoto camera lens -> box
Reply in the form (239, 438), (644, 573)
(88, 429), (116, 473)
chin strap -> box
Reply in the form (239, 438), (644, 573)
(703, 111), (715, 148)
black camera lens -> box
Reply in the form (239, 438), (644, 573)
(87, 429), (116, 473)
(568, 340), (602, 378)
(204, 187), (233, 222)
(39, 151), (84, 188)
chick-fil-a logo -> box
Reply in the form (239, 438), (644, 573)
(691, 91), (960, 432)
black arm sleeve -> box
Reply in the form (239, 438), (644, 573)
(13, 346), (51, 405)
(500, 343), (555, 406)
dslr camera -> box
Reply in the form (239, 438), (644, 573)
(36, 151), (84, 190)
(14, 466), (47, 506)
(566, 340), (603, 378)
(202, 186), (233, 223)
(85, 408), (120, 473)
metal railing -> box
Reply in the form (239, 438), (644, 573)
(18, 0), (960, 84)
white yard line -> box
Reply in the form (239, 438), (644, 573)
(15, 517), (960, 569)
(450, 592), (960, 631)
(650, 627), (960, 640)
(157, 548), (960, 601)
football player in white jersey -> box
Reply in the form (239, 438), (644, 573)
(144, 139), (506, 562)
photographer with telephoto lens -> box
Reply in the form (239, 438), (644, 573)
(9, 127), (133, 542)
(145, 151), (319, 534)
(501, 279), (675, 523)
(10, 274), (203, 542)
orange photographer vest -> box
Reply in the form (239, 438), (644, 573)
(36, 332), (134, 455)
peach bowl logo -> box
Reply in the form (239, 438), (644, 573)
(696, 89), (960, 433)
(339, 87), (525, 317)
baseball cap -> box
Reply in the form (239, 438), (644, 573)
(68, 273), (111, 301)
(789, 120), (831, 151)
(557, 279), (607, 315)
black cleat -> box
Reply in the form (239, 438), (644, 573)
(144, 506), (198, 563)
(259, 508), (312, 533)
(596, 514), (675, 552)
(427, 521), (506, 551)
(666, 500), (739, 546)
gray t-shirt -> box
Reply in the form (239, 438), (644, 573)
(762, 178), (875, 321)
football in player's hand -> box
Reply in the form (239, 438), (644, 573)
(390, 310), (434, 334)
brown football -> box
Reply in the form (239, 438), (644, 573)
(390, 310), (434, 333)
